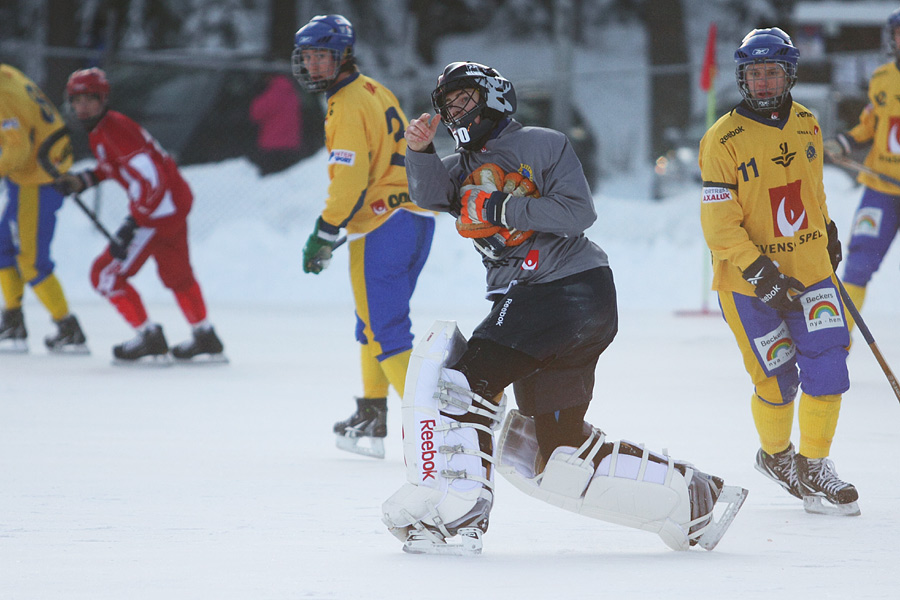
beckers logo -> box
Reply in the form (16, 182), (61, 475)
(768, 180), (807, 237)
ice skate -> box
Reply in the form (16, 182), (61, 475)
(112, 324), (172, 366)
(171, 325), (227, 364)
(796, 455), (860, 516)
(44, 314), (89, 355)
(334, 397), (387, 459)
(755, 444), (803, 499)
(0, 307), (27, 353)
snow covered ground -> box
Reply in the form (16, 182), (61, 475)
(2, 153), (900, 599)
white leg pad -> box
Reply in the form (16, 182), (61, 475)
(382, 321), (505, 552)
(497, 410), (693, 551)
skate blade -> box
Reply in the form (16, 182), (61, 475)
(402, 527), (483, 556)
(694, 485), (749, 551)
(335, 434), (385, 459)
(46, 344), (91, 356)
(802, 495), (861, 517)
(112, 353), (174, 367)
(173, 353), (229, 365)
(0, 340), (28, 354)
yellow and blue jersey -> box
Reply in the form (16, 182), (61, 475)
(0, 64), (73, 185)
(844, 61), (900, 195)
(699, 101), (834, 295)
(319, 72), (430, 236)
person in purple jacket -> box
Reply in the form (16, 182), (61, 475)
(381, 61), (747, 556)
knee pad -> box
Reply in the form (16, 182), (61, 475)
(497, 410), (747, 551)
(382, 321), (506, 553)
(755, 371), (799, 405)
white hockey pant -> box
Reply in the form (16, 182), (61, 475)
(497, 410), (715, 551)
(382, 321), (506, 544)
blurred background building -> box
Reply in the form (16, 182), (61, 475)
(1, 0), (895, 199)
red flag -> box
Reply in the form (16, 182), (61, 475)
(700, 22), (717, 92)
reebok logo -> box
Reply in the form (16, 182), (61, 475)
(760, 285), (780, 303)
(495, 298), (513, 326)
(746, 268), (765, 286)
(419, 419), (437, 480)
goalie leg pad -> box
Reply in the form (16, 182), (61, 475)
(382, 321), (505, 554)
(497, 410), (747, 551)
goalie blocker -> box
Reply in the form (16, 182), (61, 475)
(382, 321), (748, 554)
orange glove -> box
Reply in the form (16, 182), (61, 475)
(456, 163), (506, 238)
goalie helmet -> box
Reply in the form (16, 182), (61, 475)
(734, 27), (799, 113)
(431, 61), (516, 151)
(292, 14), (355, 93)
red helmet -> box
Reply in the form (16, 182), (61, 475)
(66, 68), (110, 104)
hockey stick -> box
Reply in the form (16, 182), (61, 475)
(70, 193), (117, 244)
(831, 156), (900, 189)
(836, 277), (900, 403)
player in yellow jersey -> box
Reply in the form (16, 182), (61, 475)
(824, 7), (900, 331)
(292, 15), (435, 458)
(699, 29), (858, 516)
(0, 64), (87, 354)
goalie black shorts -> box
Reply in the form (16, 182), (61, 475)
(469, 266), (618, 417)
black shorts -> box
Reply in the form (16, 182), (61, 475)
(470, 266), (618, 416)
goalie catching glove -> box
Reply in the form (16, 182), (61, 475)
(456, 163), (536, 248)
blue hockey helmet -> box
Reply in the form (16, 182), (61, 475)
(886, 8), (900, 56)
(734, 27), (799, 113)
(291, 14), (355, 92)
(431, 61), (516, 151)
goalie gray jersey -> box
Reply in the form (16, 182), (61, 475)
(406, 119), (609, 295)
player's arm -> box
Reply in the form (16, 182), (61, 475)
(500, 134), (596, 236)
(319, 106), (370, 230)
(699, 138), (759, 271)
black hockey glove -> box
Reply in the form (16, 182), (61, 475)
(742, 255), (806, 312)
(110, 216), (137, 261)
(53, 171), (96, 196)
(826, 220), (842, 271)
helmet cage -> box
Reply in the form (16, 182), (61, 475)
(736, 60), (797, 111)
(292, 14), (354, 93)
(291, 46), (345, 93)
(431, 62), (516, 151)
(734, 28), (799, 112)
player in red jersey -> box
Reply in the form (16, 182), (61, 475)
(54, 68), (225, 364)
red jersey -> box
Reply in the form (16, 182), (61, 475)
(88, 110), (192, 232)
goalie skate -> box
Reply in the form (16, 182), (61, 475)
(402, 520), (484, 556)
(690, 485), (749, 550)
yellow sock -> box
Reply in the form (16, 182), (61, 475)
(843, 283), (866, 333)
(379, 349), (412, 398)
(0, 266), (25, 309)
(751, 393), (794, 455)
(31, 273), (70, 321)
(798, 393), (841, 459)
(360, 343), (390, 399)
